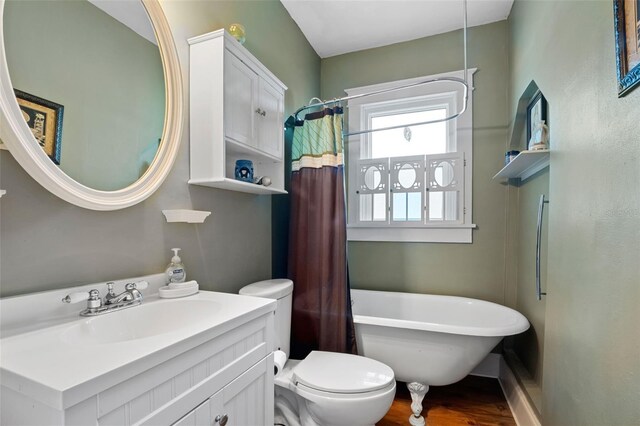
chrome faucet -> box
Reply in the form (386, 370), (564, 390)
(62, 281), (148, 316)
(105, 282), (143, 305)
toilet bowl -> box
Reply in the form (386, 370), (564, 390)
(239, 279), (396, 426)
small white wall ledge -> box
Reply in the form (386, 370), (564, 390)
(493, 150), (549, 181)
(162, 209), (211, 223)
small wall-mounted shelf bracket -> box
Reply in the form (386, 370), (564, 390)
(162, 209), (211, 223)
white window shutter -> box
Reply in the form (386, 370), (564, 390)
(390, 155), (424, 223)
(356, 159), (389, 222)
(426, 152), (464, 223)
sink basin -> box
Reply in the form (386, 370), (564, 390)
(61, 299), (220, 345)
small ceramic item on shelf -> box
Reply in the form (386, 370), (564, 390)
(235, 159), (253, 182)
(528, 120), (549, 151)
(228, 23), (246, 44)
(254, 176), (272, 187)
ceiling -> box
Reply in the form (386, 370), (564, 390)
(280, 0), (514, 58)
(88, 0), (156, 45)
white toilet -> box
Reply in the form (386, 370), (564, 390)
(239, 279), (396, 426)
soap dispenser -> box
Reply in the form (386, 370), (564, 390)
(166, 248), (186, 283)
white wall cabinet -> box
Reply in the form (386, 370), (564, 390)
(189, 29), (287, 195)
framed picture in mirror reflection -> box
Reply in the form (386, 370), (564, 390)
(14, 89), (64, 164)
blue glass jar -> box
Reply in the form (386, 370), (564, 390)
(235, 159), (254, 182)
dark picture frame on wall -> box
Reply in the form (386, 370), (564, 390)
(526, 91), (547, 146)
(613, 0), (640, 96)
(14, 89), (64, 165)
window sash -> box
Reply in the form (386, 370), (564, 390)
(360, 93), (457, 159)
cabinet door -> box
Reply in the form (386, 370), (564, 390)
(174, 356), (273, 426)
(224, 51), (258, 148)
(211, 356), (274, 426)
(257, 79), (284, 159)
(173, 395), (219, 426)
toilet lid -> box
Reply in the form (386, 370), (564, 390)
(292, 351), (394, 394)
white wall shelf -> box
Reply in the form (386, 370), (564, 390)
(493, 150), (549, 181)
(188, 177), (287, 195)
(162, 209), (211, 223)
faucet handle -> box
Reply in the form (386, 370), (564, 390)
(62, 291), (89, 304)
(62, 289), (101, 305)
(125, 281), (149, 291)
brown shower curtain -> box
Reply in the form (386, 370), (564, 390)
(288, 106), (357, 358)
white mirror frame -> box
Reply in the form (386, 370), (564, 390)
(0, 0), (183, 210)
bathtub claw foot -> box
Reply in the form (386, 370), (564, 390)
(407, 382), (429, 426)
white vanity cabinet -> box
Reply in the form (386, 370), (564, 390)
(0, 284), (276, 426)
(189, 29), (287, 195)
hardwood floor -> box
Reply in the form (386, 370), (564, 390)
(377, 376), (516, 426)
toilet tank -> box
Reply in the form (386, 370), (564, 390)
(239, 279), (293, 357)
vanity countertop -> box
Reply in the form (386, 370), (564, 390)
(0, 289), (275, 411)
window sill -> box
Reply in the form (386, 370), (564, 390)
(347, 225), (476, 243)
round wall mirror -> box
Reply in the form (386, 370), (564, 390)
(0, 0), (182, 210)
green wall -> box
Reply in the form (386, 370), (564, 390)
(4, 0), (165, 191)
(508, 0), (640, 424)
(0, 0), (320, 296)
(321, 22), (510, 303)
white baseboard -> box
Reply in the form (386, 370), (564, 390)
(470, 354), (541, 426)
(498, 357), (541, 426)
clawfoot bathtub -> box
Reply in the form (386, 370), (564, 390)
(351, 289), (529, 425)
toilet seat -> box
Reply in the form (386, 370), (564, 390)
(292, 351), (395, 394)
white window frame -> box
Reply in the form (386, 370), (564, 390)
(346, 69), (477, 243)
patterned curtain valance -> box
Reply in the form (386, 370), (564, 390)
(291, 107), (343, 172)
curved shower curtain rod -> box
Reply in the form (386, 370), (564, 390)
(293, 0), (470, 138)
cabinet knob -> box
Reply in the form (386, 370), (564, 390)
(255, 108), (266, 117)
(215, 414), (228, 426)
